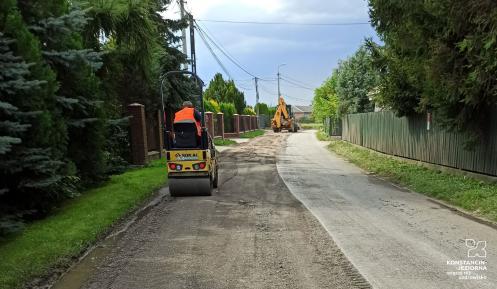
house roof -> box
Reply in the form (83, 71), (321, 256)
(292, 105), (313, 113)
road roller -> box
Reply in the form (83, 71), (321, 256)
(160, 71), (219, 197)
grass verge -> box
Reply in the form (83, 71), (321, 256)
(239, 129), (265, 138)
(214, 138), (237, 146)
(301, 123), (322, 130)
(0, 159), (167, 289)
(327, 140), (497, 222)
(316, 130), (331, 141)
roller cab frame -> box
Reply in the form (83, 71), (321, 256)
(160, 71), (218, 197)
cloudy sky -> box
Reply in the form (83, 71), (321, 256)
(165, 0), (379, 106)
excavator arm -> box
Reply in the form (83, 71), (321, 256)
(279, 97), (290, 119)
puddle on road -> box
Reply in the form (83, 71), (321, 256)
(51, 237), (116, 289)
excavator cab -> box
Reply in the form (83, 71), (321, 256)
(160, 71), (218, 197)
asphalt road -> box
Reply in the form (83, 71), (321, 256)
(52, 132), (369, 289)
(277, 130), (497, 289)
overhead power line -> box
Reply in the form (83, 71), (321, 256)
(280, 77), (315, 90)
(195, 26), (233, 79)
(235, 81), (253, 90)
(258, 83), (277, 95)
(196, 24), (255, 92)
(195, 21), (257, 78)
(285, 94), (309, 102)
(280, 73), (316, 88)
(197, 19), (371, 26)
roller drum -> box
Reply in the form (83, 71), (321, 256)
(169, 177), (212, 197)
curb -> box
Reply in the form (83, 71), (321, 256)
(426, 198), (497, 231)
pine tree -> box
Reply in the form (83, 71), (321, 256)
(29, 6), (108, 184)
(0, 32), (71, 233)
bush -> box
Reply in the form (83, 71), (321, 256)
(220, 102), (236, 132)
(243, 106), (256, 115)
(204, 98), (220, 113)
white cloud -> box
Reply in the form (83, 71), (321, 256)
(189, 0), (284, 18)
(217, 33), (347, 55)
(171, 0), (376, 105)
(187, 0), (368, 21)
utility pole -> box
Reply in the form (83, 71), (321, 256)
(189, 13), (196, 75)
(277, 63), (286, 104)
(277, 72), (281, 101)
(255, 77), (260, 115)
(179, 0), (188, 70)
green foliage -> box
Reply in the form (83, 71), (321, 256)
(225, 80), (247, 114)
(268, 106), (277, 117)
(0, 0), (184, 234)
(213, 138), (236, 146)
(243, 106), (256, 115)
(254, 102), (270, 115)
(203, 73), (226, 101)
(204, 73), (250, 132)
(299, 115), (315, 123)
(335, 45), (379, 114)
(0, 159), (167, 289)
(368, 0), (497, 140)
(316, 130), (331, 141)
(313, 44), (378, 122)
(0, 3), (75, 232)
(204, 97), (220, 113)
(204, 73), (247, 114)
(329, 140), (497, 222)
(239, 129), (265, 139)
(312, 74), (339, 122)
(300, 123), (322, 130)
(219, 102), (236, 132)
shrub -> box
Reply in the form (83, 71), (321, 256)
(220, 102), (236, 132)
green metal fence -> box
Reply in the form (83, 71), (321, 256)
(324, 117), (342, 136)
(341, 111), (497, 176)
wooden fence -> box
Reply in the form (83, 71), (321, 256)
(341, 111), (497, 176)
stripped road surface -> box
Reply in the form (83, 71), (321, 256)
(52, 132), (369, 289)
(277, 130), (497, 289)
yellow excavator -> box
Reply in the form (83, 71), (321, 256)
(271, 96), (299, 133)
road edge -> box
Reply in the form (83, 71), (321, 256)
(40, 187), (172, 289)
(275, 132), (373, 289)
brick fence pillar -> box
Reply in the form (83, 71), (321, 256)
(243, 115), (249, 131)
(233, 114), (240, 136)
(205, 112), (214, 137)
(127, 103), (148, 165)
(240, 115), (245, 132)
(216, 113), (224, 139)
(251, 115), (257, 130)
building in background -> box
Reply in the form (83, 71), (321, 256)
(292, 105), (313, 121)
